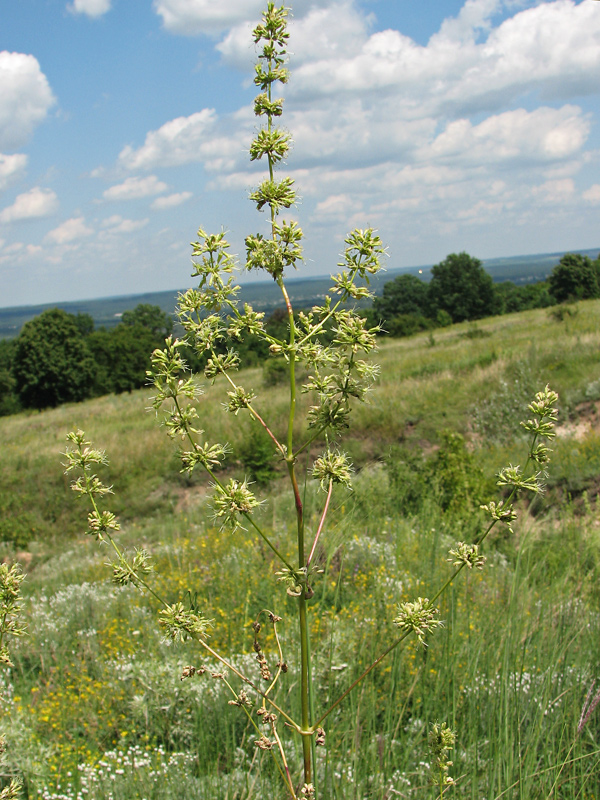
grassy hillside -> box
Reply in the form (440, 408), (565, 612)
(1, 299), (600, 798)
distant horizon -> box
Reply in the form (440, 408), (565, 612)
(1, 243), (598, 314)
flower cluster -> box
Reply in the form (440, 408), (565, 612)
(0, 563), (26, 667)
(158, 602), (212, 643)
(393, 597), (443, 646)
(447, 542), (486, 570)
(428, 722), (456, 788)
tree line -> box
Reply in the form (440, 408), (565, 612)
(0, 251), (598, 414)
(365, 250), (600, 337)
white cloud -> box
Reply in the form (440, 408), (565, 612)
(425, 106), (589, 164)
(0, 153), (27, 191)
(155, 0), (369, 37)
(312, 193), (362, 224)
(154, 0), (266, 36)
(218, 2), (369, 70)
(531, 178), (576, 204)
(582, 184), (600, 203)
(435, 0), (502, 44)
(151, 191), (192, 209)
(45, 216), (94, 244)
(116, 109), (239, 171)
(67, 0), (111, 18)
(101, 214), (124, 227)
(103, 175), (168, 200)
(0, 52), (56, 150)
(0, 187), (58, 223)
(290, 0), (600, 118)
(100, 215), (149, 234)
(3, 241), (24, 254)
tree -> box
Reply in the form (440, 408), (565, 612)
(373, 273), (430, 321)
(12, 309), (97, 409)
(428, 252), (497, 323)
(73, 312), (95, 337)
(121, 304), (173, 341)
(88, 324), (158, 394)
(494, 280), (554, 313)
(548, 253), (600, 303)
(0, 339), (20, 416)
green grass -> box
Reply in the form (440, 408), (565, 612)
(2, 299), (600, 798)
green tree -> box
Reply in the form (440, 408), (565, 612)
(494, 280), (554, 313)
(87, 324), (158, 394)
(12, 309), (97, 410)
(0, 339), (20, 416)
(73, 312), (95, 337)
(121, 303), (173, 341)
(373, 273), (430, 320)
(548, 253), (600, 303)
(428, 252), (497, 323)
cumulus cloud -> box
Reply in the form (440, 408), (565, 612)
(151, 191), (192, 209)
(67, 0), (111, 18)
(100, 215), (149, 234)
(425, 106), (589, 165)
(0, 52), (56, 150)
(0, 187), (58, 224)
(103, 175), (168, 200)
(0, 153), (27, 191)
(45, 216), (94, 244)
(154, 0), (265, 35)
(290, 0), (600, 117)
(116, 109), (245, 171)
(218, 2), (369, 70)
(2, 241), (24, 254)
(582, 184), (600, 203)
(312, 193), (363, 224)
(531, 177), (576, 204)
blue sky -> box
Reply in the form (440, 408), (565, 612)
(1, 0), (600, 307)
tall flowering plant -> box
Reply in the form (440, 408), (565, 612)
(64, 5), (559, 797)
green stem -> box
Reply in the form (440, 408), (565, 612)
(307, 479), (333, 569)
(278, 258), (312, 787)
(298, 594), (312, 783)
(314, 632), (410, 729)
(171, 395), (295, 573)
(214, 347), (286, 458)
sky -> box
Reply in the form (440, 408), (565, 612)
(1, 0), (600, 308)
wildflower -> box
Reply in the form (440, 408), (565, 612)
(158, 602), (212, 642)
(0, 779), (22, 800)
(447, 542), (486, 570)
(393, 597), (443, 646)
(428, 722), (456, 787)
(211, 479), (261, 531)
(312, 450), (353, 490)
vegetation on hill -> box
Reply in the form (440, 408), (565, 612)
(1, 298), (600, 797)
(1, 251), (598, 418)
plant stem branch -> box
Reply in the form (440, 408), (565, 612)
(307, 479), (333, 570)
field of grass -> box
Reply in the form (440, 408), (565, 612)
(1, 299), (600, 798)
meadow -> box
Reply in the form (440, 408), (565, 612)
(1, 298), (600, 798)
